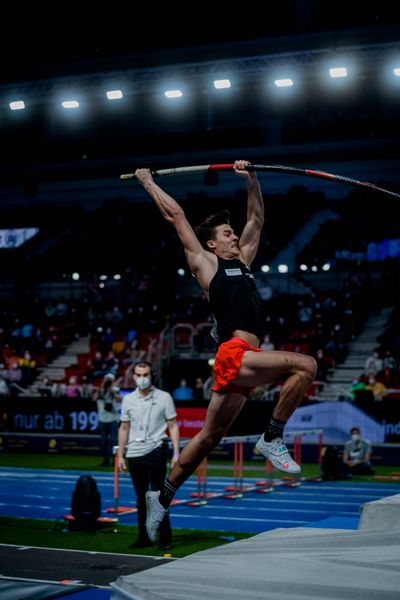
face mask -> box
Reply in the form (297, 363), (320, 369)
(351, 434), (360, 442)
(136, 376), (151, 390)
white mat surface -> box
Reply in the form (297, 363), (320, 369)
(111, 526), (400, 600)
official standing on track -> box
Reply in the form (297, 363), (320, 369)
(117, 361), (180, 550)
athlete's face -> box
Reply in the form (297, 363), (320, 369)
(207, 224), (240, 258)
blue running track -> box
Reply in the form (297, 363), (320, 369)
(1, 466), (399, 533)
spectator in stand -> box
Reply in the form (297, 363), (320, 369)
(5, 351), (22, 370)
(112, 335), (126, 357)
(64, 375), (81, 398)
(315, 348), (333, 382)
(5, 363), (25, 396)
(103, 350), (119, 377)
(193, 376), (205, 401)
(342, 427), (374, 476)
(260, 333), (275, 352)
(0, 372), (9, 396)
(21, 321), (34, 340)
(364, 350), (383, 377)
(365, 375), (388, 402)
(123, 339), (146, 366)
(90, 350), (107, 378)
(172, 379), (194, 401)
(297, 301), (313, 327)
(38, 375), (57, 398)
(44, 301), (56, 320)
(55, 297), (68, 318)
(347, 377), (366, 401)
(80, 375), (94, 399)
(19, 350), (36, 386)
(382, 350), (398, 386)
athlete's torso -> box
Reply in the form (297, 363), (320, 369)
(208, 257), (264, 344)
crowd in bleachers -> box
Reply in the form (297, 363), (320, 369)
(1, 188), (399, 404)
(1, 262), (398, 405)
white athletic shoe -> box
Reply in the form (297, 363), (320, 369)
(145, 490), (167, 542)
(256, 436), (301, 474)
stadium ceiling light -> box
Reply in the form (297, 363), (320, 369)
(299, 264), (308, 271)
(164, 89), (183, 98)
(62, 100), (79, 109)
(393, 67), (400, 77)
(213, 79), (231, 89)
(274, 78), (293, 87)
(329, 67), (348, 78)
(9, 100), (25, 110)
(106, 90), (123, 100)
(261, 265), (270, 273)
(278, 264), (288, 273)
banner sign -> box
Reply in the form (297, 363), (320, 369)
(0, 227), (39, 249)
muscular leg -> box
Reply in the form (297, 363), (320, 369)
(169, 391), (246, 489)
(234, 350), (317, 421)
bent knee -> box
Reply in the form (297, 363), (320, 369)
(294, 355), (317, 384)
(304, 356), (318, 381)
(198, 430), (224, 449)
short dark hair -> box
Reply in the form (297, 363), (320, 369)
(134, 361), (155, 381)
(195, 209), (231, 250)
(350, 427), (360, 434)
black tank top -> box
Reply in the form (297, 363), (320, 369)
(208, 257), (264, 344)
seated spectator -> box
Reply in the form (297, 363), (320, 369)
(0, 373), (9, 396)
(315, 348), (333, 382)
(19, 350), (36, 386)
(80, 375), (94, 399)
(122, 342), (146, 368)
(64, 375), (81, 398)
(172, 378), (194, 401)
(38, 375), (56, 398)
(112, 335), (126, 357)
(193, 376), (205, 401)
(365, 375), (388, 402)
(103, 350), (119, 376)
(382, 350), (398, 386)
(342, 427), (374, 476)
(364, 351), (383, 377)
(260, 333), (275, 352)
(347, 377), (366, 401)
(5, 363), (25, 396)
(90, 350), (107, 378)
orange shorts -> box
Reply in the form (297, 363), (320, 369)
(213, 337), (262, 396)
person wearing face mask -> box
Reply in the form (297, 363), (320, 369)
(117, 361), (180, 550)
(342, 427), (374, 476)
(93, 373), (121, 466)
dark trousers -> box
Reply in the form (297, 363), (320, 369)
(98, 421), (118, 461)
(128, 445), (171, 545)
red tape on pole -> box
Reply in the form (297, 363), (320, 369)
(120, 163), (400, 199)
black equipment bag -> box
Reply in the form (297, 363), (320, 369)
(71, 475), (101, 530)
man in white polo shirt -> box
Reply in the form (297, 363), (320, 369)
(117, 361), (180, 550)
